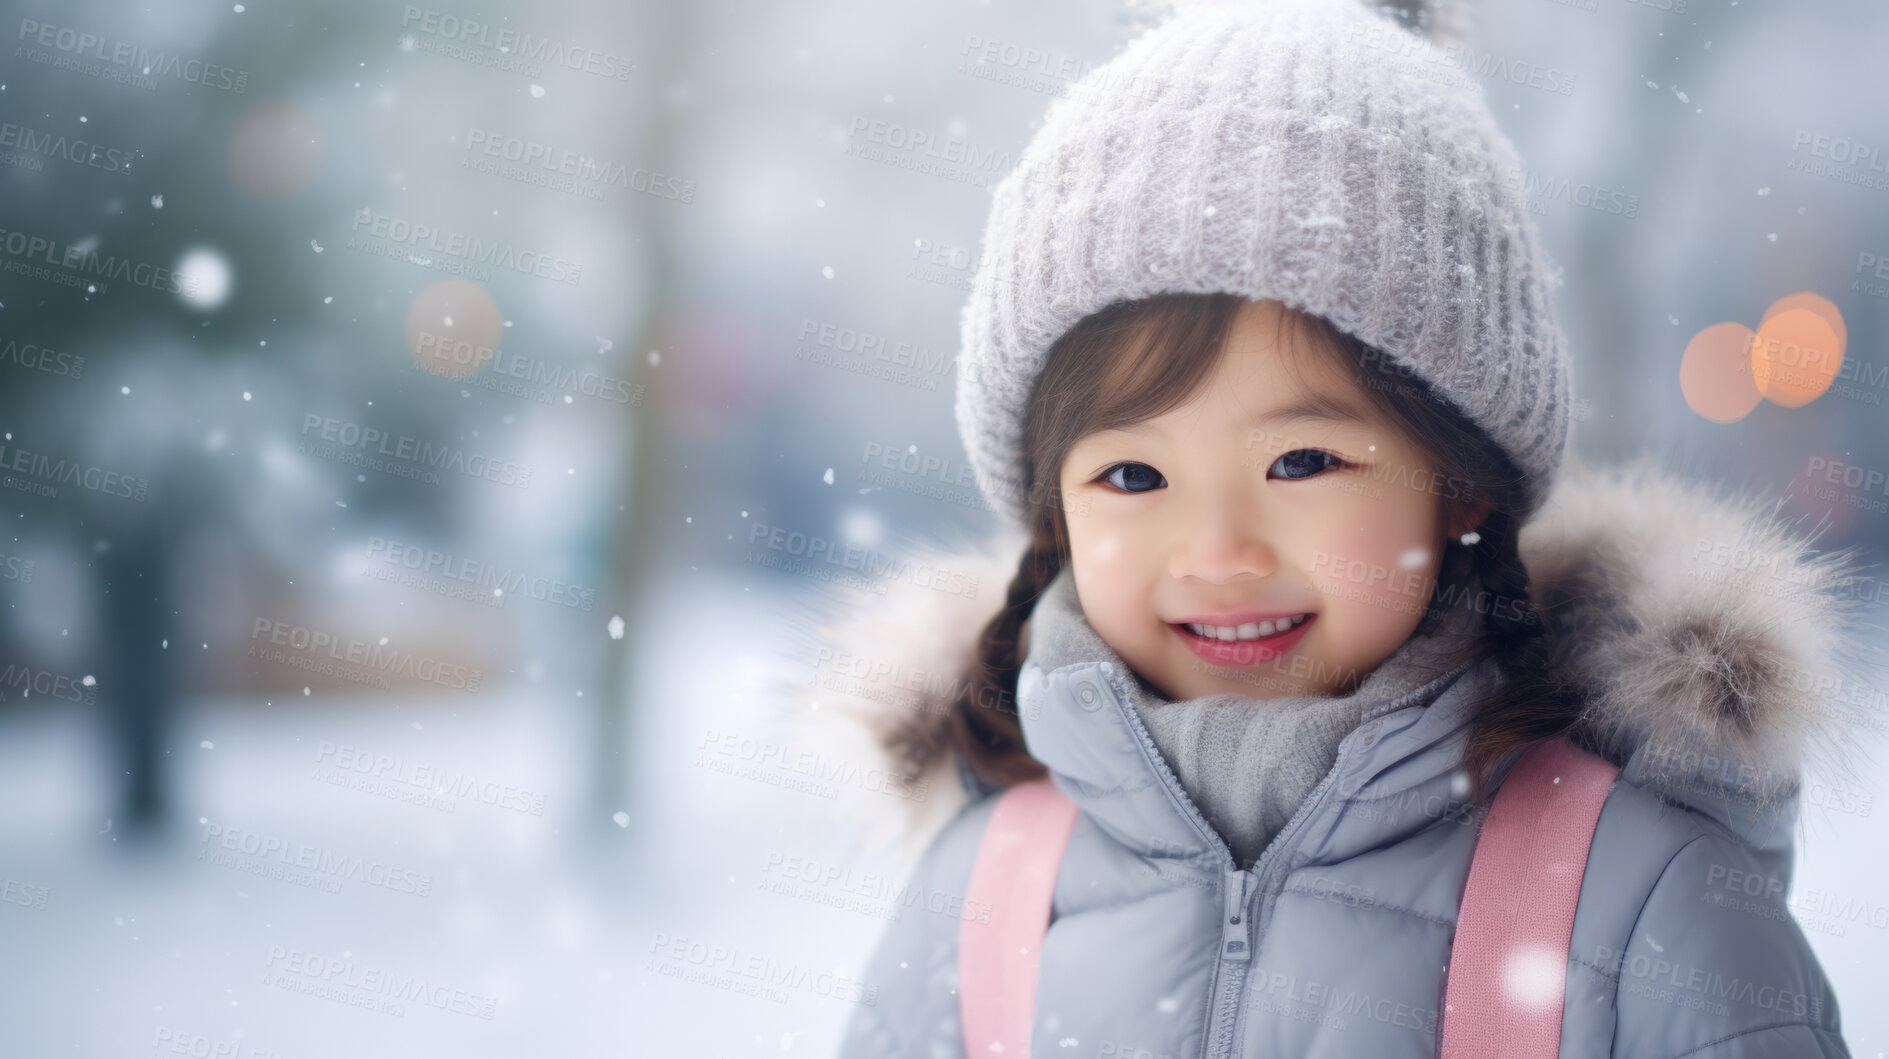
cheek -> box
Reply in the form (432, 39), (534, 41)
(1070, 527), (1159, 647)
(1072, 530), (1135, 615)
(1304, 492), (1441, 616)
(1085, 530), (1127, 570)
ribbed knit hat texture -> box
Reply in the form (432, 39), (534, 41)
(954, 0), (1572, 528)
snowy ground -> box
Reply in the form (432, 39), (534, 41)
(1, 569), (1885, 1056)
(0, 567), (933, 1057)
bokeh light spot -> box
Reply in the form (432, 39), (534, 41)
(1752, 308), (1842, 408)
(227, 100), (323, 200)
(176, 247), (233, 311)
(1760, 290), (1846, 359)
(404, 280), (502, 380)
(1679, 322), (1762, 423)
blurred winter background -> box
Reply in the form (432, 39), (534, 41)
(1, 0), (1886, 1054)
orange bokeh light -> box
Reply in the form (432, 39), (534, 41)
(1751, 308), (1842, 408)
(1760, 291), (1847, 360)
(227, 100), (322, 200)
(404, 280), (503, 380)
(1680, 322), (1763, 424)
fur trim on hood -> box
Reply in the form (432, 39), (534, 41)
(776, 457), (1884, 853)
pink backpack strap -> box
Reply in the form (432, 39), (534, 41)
(1441, 736), (1621, 1057)
(959, 777), (1081, 1059)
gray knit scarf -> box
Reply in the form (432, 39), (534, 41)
(1023, 564), (1491, 869)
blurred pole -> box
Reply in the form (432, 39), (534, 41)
(99, 521), (175, 837)
(96, 462), (210, 840)
(595, 0), (689, 825)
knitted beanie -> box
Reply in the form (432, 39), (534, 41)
(954, 0), (1572, 528)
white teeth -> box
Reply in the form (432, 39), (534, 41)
(1184, 615), (1309, 641)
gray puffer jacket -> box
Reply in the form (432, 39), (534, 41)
(822, 460), (1872, 1058)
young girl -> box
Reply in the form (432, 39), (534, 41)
(824, 0), (1868, 1055)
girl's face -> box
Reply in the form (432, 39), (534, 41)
(1057, 299), (1481, 701)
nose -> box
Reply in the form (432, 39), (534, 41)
(1168, 494), (1278, 585)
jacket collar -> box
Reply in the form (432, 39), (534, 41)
(1012, 558), (1494, 867)
(1014, 645), (1493, 870)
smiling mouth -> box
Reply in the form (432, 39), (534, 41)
(1168, 614), (1315, 666)
(1174, 614), (1311, 642)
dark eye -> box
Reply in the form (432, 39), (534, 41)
(1099, 461), (1166, 493)
(1268, 449), (1345, 481)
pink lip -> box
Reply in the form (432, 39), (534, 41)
(1170, 614), (1314, 667)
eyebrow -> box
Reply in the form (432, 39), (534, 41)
(1088, 390), (1374, 451)
(1255, 392), (1374, 428)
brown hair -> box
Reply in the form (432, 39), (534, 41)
(941, 293), (1584, 805)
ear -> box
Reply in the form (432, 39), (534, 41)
(1445, 495), (1495, 541)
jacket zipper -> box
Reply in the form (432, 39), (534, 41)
(1093, 665), (1257, 1059)
(1096, 662), (1367, 1059)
